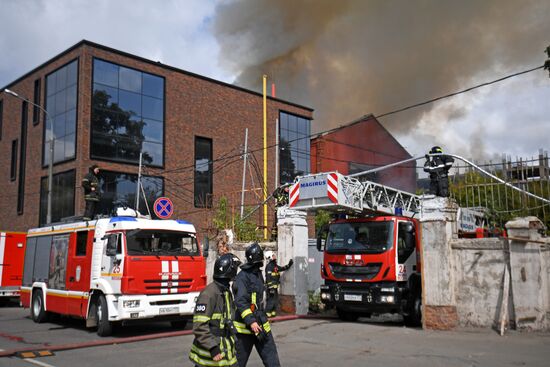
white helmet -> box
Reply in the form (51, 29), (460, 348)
(264, 250), (274, 260)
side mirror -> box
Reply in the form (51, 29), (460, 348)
(202, 237), (209, 258)
(106, 235), (118, 257)
(316, 224), (328, 252)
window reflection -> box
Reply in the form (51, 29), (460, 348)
(44, 59), (78, 165)
(97, 171), (163, 217)
(39, 170), (75, 225)
(279, 112), (311, 184)
(91, 59), (164, 166)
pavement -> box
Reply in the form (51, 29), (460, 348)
(1, 304), (549, 367)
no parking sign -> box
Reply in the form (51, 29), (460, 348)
(153, 197), (174, 219)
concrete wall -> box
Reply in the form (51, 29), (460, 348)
(421, 195), (550, 331)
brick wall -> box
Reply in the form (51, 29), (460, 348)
(0, 41), (313, 237)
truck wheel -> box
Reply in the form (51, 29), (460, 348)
(96, 294), (113, 336)
(31, 290), (49, 323)
(337, 308), (359, 322)
(404, 290), (422, 327)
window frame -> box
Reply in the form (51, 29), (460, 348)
(33, 78), (41, 125)
(38, 169), (76, 226)
(194, 136), (213, 208)
(10, 139), (18, 181)
(89, 57), (166, 168)
(42, 58), (80, 168)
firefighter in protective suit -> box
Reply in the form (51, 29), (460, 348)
(264, 251), (293, 318)
(189, 253), (241, 367)
(423, 146), (454, 197)
(233, 243), (281, 367)
(82, 165), (100, 220)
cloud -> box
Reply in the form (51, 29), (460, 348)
(0, 0), (233, 87)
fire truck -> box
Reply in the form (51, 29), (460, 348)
(20, 208), (207, 336)
(0, 232), (26, 303)
(289, 172), (422, 325)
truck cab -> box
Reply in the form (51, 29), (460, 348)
(317, 216), (421, 325)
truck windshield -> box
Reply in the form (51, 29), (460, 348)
(326, 221), (393, 254)
(125, 230), (200, 256)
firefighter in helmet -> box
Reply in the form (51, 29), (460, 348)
(82, 164), (101, 220)
(189, 253), (241, 367)
(232, 243), (281, 367)
(423, 146), (454, 197)
(264, 251), (293, 318)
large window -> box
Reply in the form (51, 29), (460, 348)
(44, 59), (78, 165)
(18, 101), (28, 215)
(39, 170), (76, 225)
(97, 171), (163, 217)
(91, 59), (164, 167)
(194, 137), (212, 208)
(279, 111), (311, 184)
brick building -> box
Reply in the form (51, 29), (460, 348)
(0, 40), (313, 236)
(311, 114), (416, 192)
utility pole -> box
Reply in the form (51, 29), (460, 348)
(262, 75), (268, 240)
(135, 151), (143, 212)
(240, 128), (249, 219)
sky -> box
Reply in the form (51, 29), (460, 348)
(1, 0), (549, 167)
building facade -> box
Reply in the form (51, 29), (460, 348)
(310, 114), (415, 193)
(0, 40), (313, 235)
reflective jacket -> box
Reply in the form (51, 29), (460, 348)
(82, 170), (100, 202)
(189, 281), (238, 367)
(423, 155), (454, 178)
(265, 260), (291, 289)
(232, 266), (271, 335)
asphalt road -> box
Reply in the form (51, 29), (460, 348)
(1, 303), (549, 367)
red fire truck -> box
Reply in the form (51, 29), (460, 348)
(289, 172), (422, 325)
(0, 232), (26, 303)
(20, 208), (207, 336)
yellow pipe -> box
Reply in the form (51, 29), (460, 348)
(263, 75), (268, 240)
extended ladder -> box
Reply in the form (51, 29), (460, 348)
(288, 171), (420, 217)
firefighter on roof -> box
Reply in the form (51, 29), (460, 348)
(232, 243), (281, 367)
(423, 146), (454, 197)
(82, 164), (101, 220)
(264, 251), (293, 318)
(189, 253), (241, 367)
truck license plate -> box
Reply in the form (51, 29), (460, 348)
(159, 306), (179, 314)
(344, 294), (362, 302)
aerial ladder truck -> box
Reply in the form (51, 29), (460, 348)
(288, 171), (423, 325)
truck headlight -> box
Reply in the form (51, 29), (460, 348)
(380, 295), (395, 303)
(321, 292), (331, 301)
(123, 300), (140, 308)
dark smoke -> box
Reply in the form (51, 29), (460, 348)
(213, 0), (550, 156)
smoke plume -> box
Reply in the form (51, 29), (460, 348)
(213, 0), (550, 158)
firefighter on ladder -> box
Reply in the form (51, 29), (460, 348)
(232, 243), (281, 367)
(424, 146), (454, 197)
(264, 251), (293, 318)
(189, 253), (241, 367)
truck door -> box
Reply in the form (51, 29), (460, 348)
(66, 231), (93, 317)
(396, 221), (417, 282)
(47, 234), (70, 314)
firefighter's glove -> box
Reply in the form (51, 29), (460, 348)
(255, 329), (268, 343)
(425, 154), (430, 160)
(287, 259), (294, 268)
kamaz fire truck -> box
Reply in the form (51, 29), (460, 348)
(20, 208), (207, 336)
(0, 232), (26, 303)
(289, 172), (422, 325)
